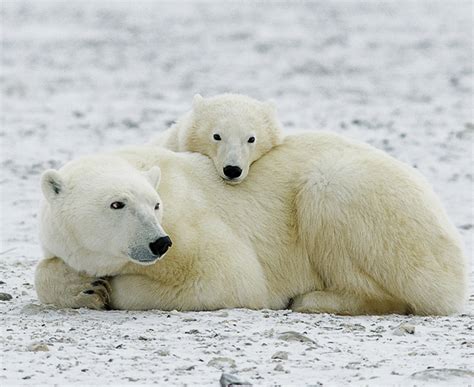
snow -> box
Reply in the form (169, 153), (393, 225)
(0, 0), (473, 385)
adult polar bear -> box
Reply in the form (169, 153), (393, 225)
(35, 132), (467, 315)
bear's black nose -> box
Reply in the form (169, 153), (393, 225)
(149, 236), (172, 256)
(223, 165), (242, 179)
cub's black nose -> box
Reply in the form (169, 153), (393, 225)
(223, 165), (242, 179)
(149, 236), (172, 256)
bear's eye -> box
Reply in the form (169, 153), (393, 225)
(248, 136), (256, 143)
(110, 201), (125, 210)
(154, 203), (160, 210)
(213, 134), (221, 141)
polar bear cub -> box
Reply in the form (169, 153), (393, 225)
(151, 93), (283, 184)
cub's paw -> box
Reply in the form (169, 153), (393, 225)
(71, 278), (111, 310)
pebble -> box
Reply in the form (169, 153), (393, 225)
(274, 364), (285, 372)
(208, 357), (236, 370)
(138, 336), (151, 341)
(0, 292), (13, 301)
(411, 368), (474, 381)
(175, 365), (195, 371)
(271, 351), (289, 360)
(219, 372), (250, 386)
(278, 331), (317, 345)
(28, 343), (49, 352)
(392, 323), (416, 336)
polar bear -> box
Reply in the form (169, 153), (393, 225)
(150, 93), (283, 184)
(35, 132), (468, 315)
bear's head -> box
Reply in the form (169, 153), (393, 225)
(184, 93), (283, 184)
(39, 155), (171, 276)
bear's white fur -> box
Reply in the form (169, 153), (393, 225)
(150, 94), (283, 183)
(35, 132), (468, 315)
(39, 158), (168, 276)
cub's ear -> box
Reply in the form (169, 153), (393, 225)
(192, 94), (204, 110)
(41, 169), (64, 203)
(144, 166), (161, 189)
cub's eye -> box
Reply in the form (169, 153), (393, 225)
(110, 201), (125, 210)
(248, 136), (256, 143)
(213, 134), (221, 141)
(154, 203), (160, 210)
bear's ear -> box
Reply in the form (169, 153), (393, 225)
(192, 94), (204, 110)
(144, 166), (161, 189)
(41, 169), (64, 203)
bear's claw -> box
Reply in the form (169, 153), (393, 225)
(72, 278), (111, 310)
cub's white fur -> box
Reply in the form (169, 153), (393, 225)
(150, 93), (283, 183)
(36, 133), (467, 315)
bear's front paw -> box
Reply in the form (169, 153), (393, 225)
(72, 278), (111, 310)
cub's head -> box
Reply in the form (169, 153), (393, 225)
(39, 156), (171, 276)
(184, 93), (283, 184)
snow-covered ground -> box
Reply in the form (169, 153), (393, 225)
(1, 0), (473, 385)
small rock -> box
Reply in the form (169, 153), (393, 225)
(28, 343), (49, 352)
(341, 323), (366, 331)
(411, 368), (474, 381)
(185, 329), (199, 334)
(271, 351), (289, 360)
(262, 329), (274, 338)
(0, 292), (12, 301)
(392, 323), (415, 336)
(175, 365), (195, 371)
(278, 331), (317, 345)
(155, 349), (170, 356)
(208, 357), (236, 370)
(219, 372), (251, 386)
(274, 364), (285, 372)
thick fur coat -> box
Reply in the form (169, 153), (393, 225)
(36, 132), (467, 315)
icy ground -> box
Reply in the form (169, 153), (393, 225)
(1, 0), (473, 385)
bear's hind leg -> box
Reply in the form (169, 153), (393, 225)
(290, 290), (409, 315)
